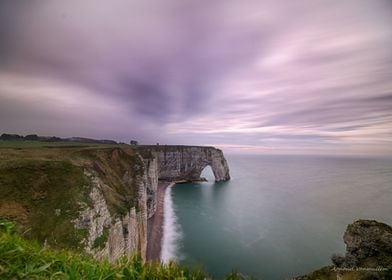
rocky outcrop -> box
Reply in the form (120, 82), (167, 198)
(141, 145), (230, 182)
(341, 220), (392, 267)
(297, 220), (392, 280)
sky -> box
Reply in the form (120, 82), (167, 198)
(0, 0), (391, 155)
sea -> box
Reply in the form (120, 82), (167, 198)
(161, 154), (392, 279)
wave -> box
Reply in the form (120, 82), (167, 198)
(160, 183), (182, 263)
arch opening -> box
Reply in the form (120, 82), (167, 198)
(200, 165), (215, 182)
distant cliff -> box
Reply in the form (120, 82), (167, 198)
(0, 142), (230, 263)
(138, 145), (230, 182)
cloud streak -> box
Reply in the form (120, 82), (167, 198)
(0, 0), (391, 155)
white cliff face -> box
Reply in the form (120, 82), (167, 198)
(155, 146), (230, 182)
(74, 171), (112, 260)
(75, 156), (156, 262)
(134, 170), (148, 261)
(73, 170), (130, 261)
(144, 155), (158, 219)
(210, 148), (231, 182)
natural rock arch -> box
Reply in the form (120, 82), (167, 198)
(200, 164), (215, 181)
(144, 145), (230, 182)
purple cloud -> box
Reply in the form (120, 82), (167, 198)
(0, 0), (391, 155)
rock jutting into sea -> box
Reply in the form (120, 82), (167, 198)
(296, 219), (392, 280)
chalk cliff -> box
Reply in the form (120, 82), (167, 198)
(140, 145), (230, 182)
(143, 155), (159, 219)
(74, 151), (152, 262)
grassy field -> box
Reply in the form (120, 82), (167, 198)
(0, 140), (94, 148)
(0, 140), (125, 149)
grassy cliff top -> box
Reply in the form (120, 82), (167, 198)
(0, 141), (144, 251)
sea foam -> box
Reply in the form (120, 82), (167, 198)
(160, 184), (182, 263)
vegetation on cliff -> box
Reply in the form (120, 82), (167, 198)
(0, 220), (213, 279)
(0, 158), (90, 251)
(0, 141), (144, 251)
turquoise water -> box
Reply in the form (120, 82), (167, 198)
(165, 154), (392, 279)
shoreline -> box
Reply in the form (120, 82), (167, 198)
(146, 181), (172, 261)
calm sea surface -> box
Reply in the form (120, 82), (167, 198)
(162, 154), (392, 279)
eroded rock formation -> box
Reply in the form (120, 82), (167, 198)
(146, 145), (230, 182)
(342, 219), (392, 267)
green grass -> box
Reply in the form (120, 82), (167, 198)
(0, 140), (99, 149)
(0, 159), (91, 251)
(0, 220), (220, 279)
(0, 140), (135, 150)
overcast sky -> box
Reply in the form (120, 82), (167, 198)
(1, 0), (391, 155)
